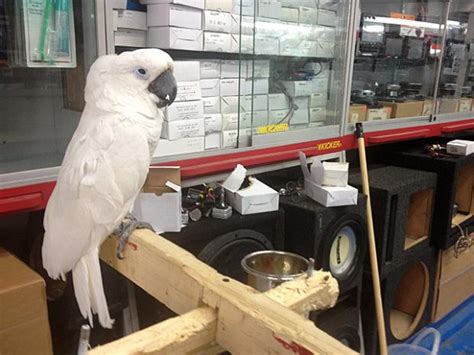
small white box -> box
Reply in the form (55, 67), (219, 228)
(257, 0), (282, 19)
(246, 60), (270, 78)
(299, 6), (318, 24)
(176, 81), (202, 102)
(447, 140), (474, 156)
(311, 76), (329, 93)
(116, 10), (147, 30)
(318, 9), (337, 27)
(268, 93), (290, 110)
(204, 32), (232, 52)
(202, 96), (221, 114)
(221, 60), (242, 78)
(268, 109), (289, 124)
(200, 60), (221, 79)
(319, 0), (339, 10)
(367, 107), (390, 121)
(205, 0), (233, 12)
(230, 34), (253, 53)
(114, 29), (146, 47)
(230, 14), (254, 34)
(200, 78), (220, 97)
(314, 25), (336, 42)
(203, 10), (232, 33)
(294, 96), (309, 109)
(220, 78), (246, 96)
(238, 128), (252, 147)
(162, 119), (205, 140)
(204, 113), (223, 133)
(281, 81), (312, 97)
(281, 7), (299, 22)
(232, 4), (255, 16)
(154, 137), (204, 157)
(252, 111), (269, 127)
(112, 0), (127, 9)
(310, 92), (327, 107)
(147, 27), (203, 51)
(255, 36), (279, 55)
(147, 4), (202, 29)
(299, 152), (358, 207)
(221, 96), (246, 114)
(317, 41), (335, 58)
(205, 133), (222, 149)
(290, 108), (309, 125)
(165, 100), (204, 121)
(321, 162), (349, 187)
(140, 0), (204, 8)
(222, 130), (238, 148)
(222, 113), (240, 130)
(244, 95), (268, 111)
(247, 78), (269, 95)
(173, 61), (200, 82)
(309, 107), (327, 122)
(225, 177), (279, 215)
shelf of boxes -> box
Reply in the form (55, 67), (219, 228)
(111, 0), (338, 158)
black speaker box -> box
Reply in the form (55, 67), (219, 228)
(350, 166), (436, 276)
(280, 194), (367, 294)
(361, 246), (438, 355)
(311, 284), (363, 352)
(382, 147), (474, 249)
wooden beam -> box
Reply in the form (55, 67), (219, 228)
(99, 231), (353, 354)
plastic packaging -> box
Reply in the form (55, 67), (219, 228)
(388, 327), (441, 355)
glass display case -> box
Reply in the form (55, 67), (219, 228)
(110, 0), (354, 161)
(436, 0), (474, 117)
(348, 0), (446, 129)
(0, 1), (98, 175)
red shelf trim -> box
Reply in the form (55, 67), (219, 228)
(1, 118), (473, 214)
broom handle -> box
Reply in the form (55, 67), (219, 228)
(355, 123), (388, 355)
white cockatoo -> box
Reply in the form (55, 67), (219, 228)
(42, 48), (177, 328)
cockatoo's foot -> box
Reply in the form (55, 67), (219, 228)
(113, 213), (154, 259)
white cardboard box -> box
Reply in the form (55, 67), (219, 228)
(281, 80), (312, 97)
(147, 27), (203, 51)
(294, 96), (309, 108)
(176, 81), (202, 102)
(203, 10), (231, 33)
(153, 136), (204, 157)
(230, 14), (254, 34)
(230, 34), (253, 53)
(309, 107), (327, 122)
(221, 96), (246, 113)
(204, 113), (223, 132)
(447, 140), (474, 156)
(116, 10), (147, 30)
(247, 78), (269, 95)
(268, 93), (290, 110)
(147, 4), (202, 29)
(200, 78), (220, 97)
(281, 7), (299, 22)
(222, 113), (239, 130)
(318, 9), (337, 27)
(140, 0), (204, 8)
(202, 96), (221, 114)
(244, 94), (268, 111)
(165, 100), (204, 121)
(225, 176), (279, 215)
(222, 130), (238, 147)
(257, 0), (282, 19)
(221, 60), (243, 78)
(161, 118), (205, 140)
(200, 60), (221, 79)
(205, 0), (233, 12)
(289, 108), (309, 125)
(311, 76), (330, 93)
(281, 0), (317, 7)
(220, 78), (246, 97)
(114, 29), (146, 47)
(299, 152), (358, 207)
(310, 92), (328, 107)
(252, 111), (269, 127)
(299, 6), (318, 25)
(112, 0), (127, 9)
(205, 132), (222, 149)
(321, 162), (349, 187)
(204, 32), (232, 52)
(268, 109), (289, 124)
(173, 61), (200, 82)
(317, 41), (335, 58)
(255, 36), (279, 55)
(246, 60), (270, 78)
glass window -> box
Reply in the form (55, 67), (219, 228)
(437, 0), (474, 115)
(0, 1), (97, 174)
(349, 0), (445, 123)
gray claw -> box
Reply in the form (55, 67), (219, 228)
(113, 213), (155, 259)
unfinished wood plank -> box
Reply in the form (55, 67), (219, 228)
(99, 231), (352, 354)
(90, 307), (217, 355)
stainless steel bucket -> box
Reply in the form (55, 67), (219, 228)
(241, 250), (309, 292)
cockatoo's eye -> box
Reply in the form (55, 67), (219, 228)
(135, 67), (149, 79)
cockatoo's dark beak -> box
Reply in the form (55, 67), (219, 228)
(149, 69), (177, 108)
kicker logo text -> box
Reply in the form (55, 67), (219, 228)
(316, 140), (343, 151)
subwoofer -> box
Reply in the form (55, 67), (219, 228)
(280, 194), (367, 294)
